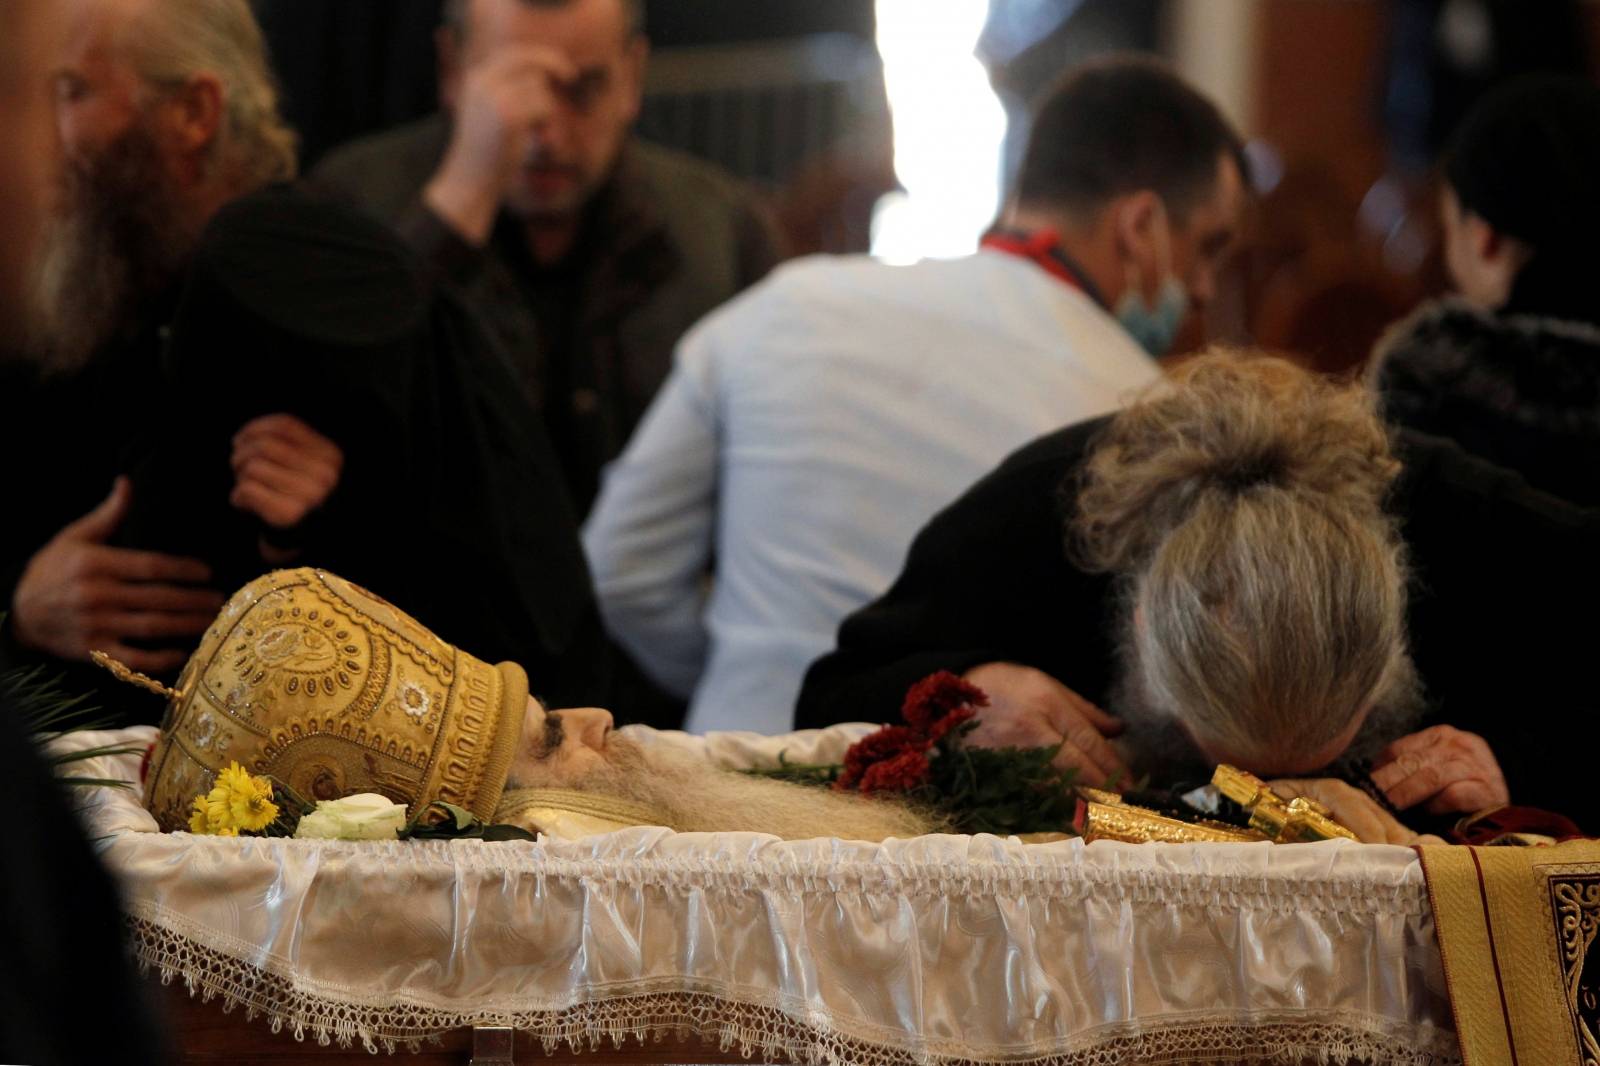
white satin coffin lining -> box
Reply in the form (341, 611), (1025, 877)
(58, 726), (1461, 1064)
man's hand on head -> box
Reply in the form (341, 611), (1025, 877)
(424, 44), (579, 244)
(10, 477), (223, 673)
(961, 662), (1129, 787)
(1369, 724), (1509, 815)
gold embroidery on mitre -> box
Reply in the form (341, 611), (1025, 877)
(142, 568), (527, 831)
(90, 650), (181, 700)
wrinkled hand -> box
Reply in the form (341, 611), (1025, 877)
(961, 662), (1129, 787)
(1269, 778), (1444, 846)
(230, 414), (343, 531)
(10, 478), (222, 673)
(1369, 725), (1508, 815)
(425, 44), (578, 242)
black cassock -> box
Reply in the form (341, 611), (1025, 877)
(1, 186), (608, 721)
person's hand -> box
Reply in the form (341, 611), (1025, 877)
(10, 478), (222, 673)
(230, 414), (343, 531)
(1269, 778), (1445, 846)
(961, 662), (1129, 787)
(424, 45), (578, 243)
(1369, 725), (1508, 815)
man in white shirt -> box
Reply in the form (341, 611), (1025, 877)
(584, 57), (1248, 734)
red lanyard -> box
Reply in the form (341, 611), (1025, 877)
(979, 228), (1108, 308)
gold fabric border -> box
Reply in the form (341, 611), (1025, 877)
(1418, 841), (1600, 1066)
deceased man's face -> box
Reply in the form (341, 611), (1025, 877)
(507, 696), (615, 789)
(504, 697), (942, 842)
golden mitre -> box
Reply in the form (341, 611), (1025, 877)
(118, 568), (528, 832)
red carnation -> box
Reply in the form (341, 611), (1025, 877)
(857, 749), (931, 793)
(901, 671), (988, 732)
(836, 724), (928, 791)
(926, 705), (978, 743)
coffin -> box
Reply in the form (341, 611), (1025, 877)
(65, 726), (1464, 1065)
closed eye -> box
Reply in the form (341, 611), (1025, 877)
(535, 712), (565, 761)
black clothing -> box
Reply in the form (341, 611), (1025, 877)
(797, 418), (1599, 827)
(1375, 301), (1600, 506)
(0, 306), (178, 714)
(312, 119), (786, 514)
(0, 696), (167, 1065)
(1, 186), (608, 721)
(1443, 75), (1600, 327)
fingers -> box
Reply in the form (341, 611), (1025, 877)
(92, 642), (189, 675)
(98, 610), (217, 641)
(485, 44), (580, 86)
(1040, 697), (1130, 782)
(60, 477), (132, 543)
(1367, 753), (1419, 795)
(89, 546), (211, 585)
(1374, 724), (1454, 763)
(1059, 687), (1125, 737)
(231, 480), (319, 529)
(233, 415), (343, 467)
(967, 710), (1058, 751)
(1377, 756), (1499, 812)
(233, 456), (330, 502)
(231, 416), (341, 529)
(1057, 721), (1129, 786)
(1047, 738), (1123, 788)
(77, 579), (223, 614)
(1425, 780), (1506, 816)
(1268, 778), (1412, 844)
(1371, 725), (1508, 812)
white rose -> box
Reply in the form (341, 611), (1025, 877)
(293, 793), (409, 840)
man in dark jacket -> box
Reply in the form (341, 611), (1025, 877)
(313, 0), (785, 514)
(798, 363), (1598, 828)
(1374, 75), (1600, 507)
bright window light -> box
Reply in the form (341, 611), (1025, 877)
(871, 0), (1007, 264)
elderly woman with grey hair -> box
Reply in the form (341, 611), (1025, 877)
(799, 350), (1599, 833)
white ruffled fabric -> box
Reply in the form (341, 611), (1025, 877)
(57, 726), (1461, 1064)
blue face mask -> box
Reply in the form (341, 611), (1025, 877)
(1113, 201), (1188, 357)
(1115, 275), (1188, 357)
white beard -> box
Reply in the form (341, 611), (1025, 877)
(510, 734), (944, 843)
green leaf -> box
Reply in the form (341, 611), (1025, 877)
(55, 776), (134, 790)
(479, 824), (538, 842)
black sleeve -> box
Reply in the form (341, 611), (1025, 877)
(1392, 429), (1600, 828)
(795, 420), (1119, 729)
(1374, 346), (1449, 438)
(0, 702), (168, 1065)
(113, 185), (434, 597)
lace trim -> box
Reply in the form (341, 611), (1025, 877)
(129, 915), (1461, 1064)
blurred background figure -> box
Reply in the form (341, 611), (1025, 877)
(584, 58), (1245, 734)
(0, 2), (59, 354)
(312, 0), (786, 517)
(0, 2), (167, 1062)
(258, 0), (1597, 377)
(1372, 75), (1600, 506)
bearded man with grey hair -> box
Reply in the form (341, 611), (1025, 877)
(799, 352), (1600, 831)
(0, 0), (610, 723)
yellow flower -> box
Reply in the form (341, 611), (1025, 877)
(213, 762), (279, 833)
(187, 762), (279, 835)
